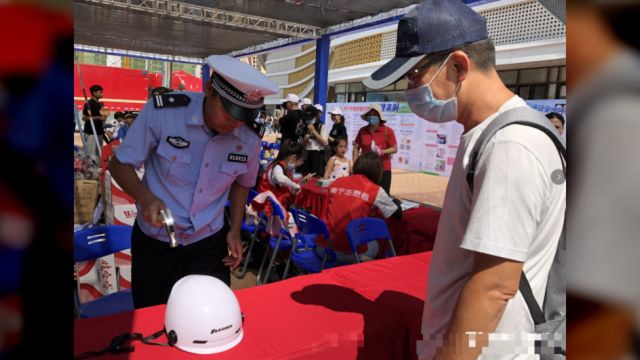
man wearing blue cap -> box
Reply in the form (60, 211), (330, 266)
(365, 1), (566, 359)
(109, 55), (278, 308)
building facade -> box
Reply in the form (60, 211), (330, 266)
(248, 0), (565, 106)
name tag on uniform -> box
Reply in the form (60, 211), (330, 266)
(228, 153), (248, 163)
(167, 136), (190, 149)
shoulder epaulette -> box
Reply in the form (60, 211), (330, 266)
(248, 121), (265, 138)
(153, 94), (191, 109)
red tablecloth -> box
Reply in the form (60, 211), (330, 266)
(294, 180), (328, 218)
(74, 252), (433, 360)
(383, 207), (441, 257)
(295, 181), (440, 257)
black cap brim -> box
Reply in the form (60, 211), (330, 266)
(363, 55), (425, 90)
(219, 95), (260, 123)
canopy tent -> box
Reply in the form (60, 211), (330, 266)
(74, 0), (424, 59)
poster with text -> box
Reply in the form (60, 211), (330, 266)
(324, 100), (562, 177)
(325, 102), (462, 177)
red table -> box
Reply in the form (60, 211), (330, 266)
(294, 180), (329, 218)
(295, 182), (441, 256)
(383, 207), (441, 257)
(74, 252), (433, 360)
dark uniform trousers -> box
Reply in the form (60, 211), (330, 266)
(131, 221), (230, 309)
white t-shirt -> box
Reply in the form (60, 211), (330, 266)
(268, 164), (300, 191)
(419, 96), (566, 359)
(306, 123), (329, 151)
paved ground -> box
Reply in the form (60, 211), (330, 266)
(231, 270), (258, 290)
(390, 171), (448, 210)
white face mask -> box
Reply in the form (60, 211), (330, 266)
(404, 54), (460, 123)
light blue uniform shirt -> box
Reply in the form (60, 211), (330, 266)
(115, 92), (260, 245)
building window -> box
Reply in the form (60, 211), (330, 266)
(498, 66), (566, 100)
(76, 51), (107, 66)
(330, 80), (409, 103)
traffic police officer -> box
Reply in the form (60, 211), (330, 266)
(109, 55), (278, 309)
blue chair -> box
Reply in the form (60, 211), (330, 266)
(233, 189), (267, 279)
(74, 225), (134, 318)
(345, 218), (397, 263)
(255, 197), (298, 285)
(0, 248), (24, 293)
(287, 209), (339, 276)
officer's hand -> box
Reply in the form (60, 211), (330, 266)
(139, 193), (166, 227)
(224, 230), (243, 270)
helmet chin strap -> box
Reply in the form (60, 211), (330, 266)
(75, 314), (244, 359)
(74, 329), (168, 359)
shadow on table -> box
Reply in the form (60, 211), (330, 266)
(73, 310), (138, 359)
(291, 284), (424, 360)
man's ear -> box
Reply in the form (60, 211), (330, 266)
(450, 50), (470, 82)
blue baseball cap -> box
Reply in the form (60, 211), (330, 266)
(363, 0), (488, 90)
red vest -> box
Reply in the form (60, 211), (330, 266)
(258, 160), (294, 209)
(322, 175), (381, 253)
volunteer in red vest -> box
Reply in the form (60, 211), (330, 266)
(257, 141), (310, 210)
(317, 152), (402, 264)
(352, 103), (398, 194)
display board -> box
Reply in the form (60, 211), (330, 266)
(324, 102), (463, 176)
(324, 99), (566, 177)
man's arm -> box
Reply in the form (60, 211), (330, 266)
(224, 182), (248, 269)
(308, 125), (327, 146)
(108, 100), (162, 225)
(434, 253), (523, 360)
(109, 157), (165, 227)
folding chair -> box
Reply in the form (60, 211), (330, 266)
(345, 218), (397, 263)
(232, 189), (267, 279)
(255, 197), (297, 285)
(74, 225), (133, 318)
(287, 209), (339, 277)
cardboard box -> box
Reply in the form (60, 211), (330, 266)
(74, 180), (99, 224)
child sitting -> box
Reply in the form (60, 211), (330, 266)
(317, 152), (402, 264)
(323, 137), (352, 181)
(258, 142), (312, 209)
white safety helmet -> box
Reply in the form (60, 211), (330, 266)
(164, 275), (244, 354)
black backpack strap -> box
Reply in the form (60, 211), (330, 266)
(466, 106), (567, 326)
(519, 272), (546, 325)
(466, 106), (566, 193)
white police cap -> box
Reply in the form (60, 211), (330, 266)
(207, 55), (278, 122)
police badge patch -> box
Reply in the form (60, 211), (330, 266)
(167, 136), (190, 149)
